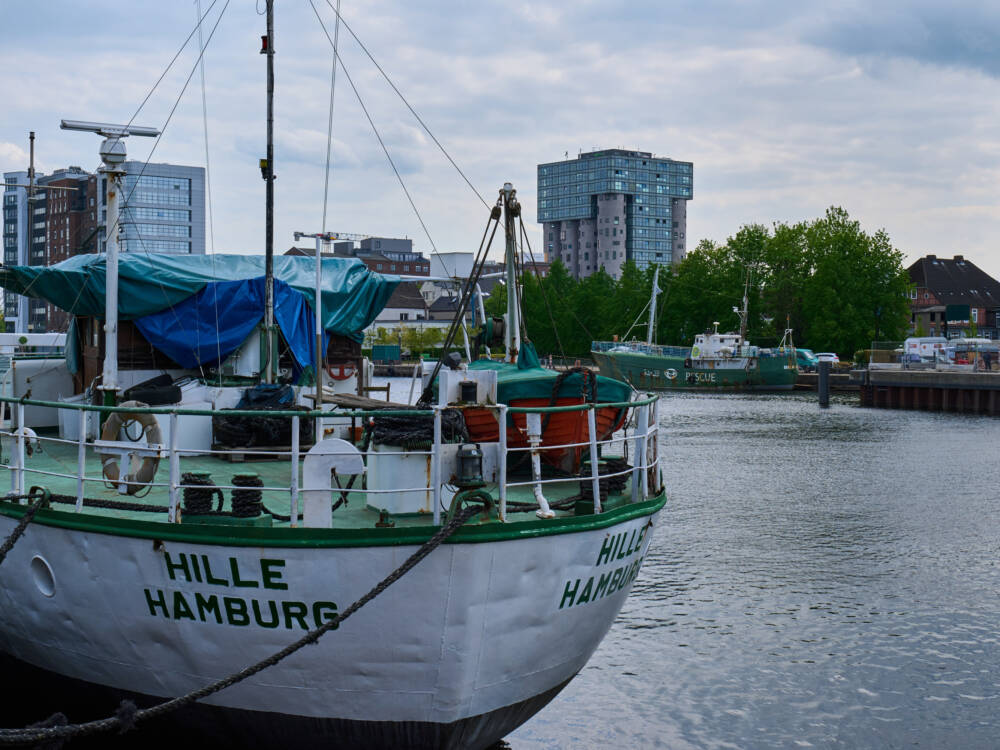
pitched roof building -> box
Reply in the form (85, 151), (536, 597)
(907, 254), (1000, 338)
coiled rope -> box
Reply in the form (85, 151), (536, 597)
(231, 473), (264, 518)
(181, 472), (224, 515)
(0, 504), (482, 746)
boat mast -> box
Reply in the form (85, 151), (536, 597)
(738, 265), (750, 346)
(263, 0), (276, 383)
(60, 120), (159, 402)
(646, 265), (660, 346)
(502, 182), (521, 362)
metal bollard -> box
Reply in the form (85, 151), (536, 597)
(818, 361), (831, 408)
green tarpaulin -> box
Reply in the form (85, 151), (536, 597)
(0, 253), (399, 339)
(467, 342), (632, 404)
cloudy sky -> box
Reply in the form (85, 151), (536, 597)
(3, 0), (1000, 277)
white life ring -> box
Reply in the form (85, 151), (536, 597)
(665, 368), (678, 380)
(101, 400), (163, 495)
(691, 346), (701, 358)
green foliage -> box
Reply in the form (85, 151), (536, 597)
(478, 207), (909, 359)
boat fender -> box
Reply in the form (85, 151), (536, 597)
(100, 401), (163, 496)
(327, 362), (356, 381)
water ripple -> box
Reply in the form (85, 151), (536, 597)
(509, 392), (1000, 749)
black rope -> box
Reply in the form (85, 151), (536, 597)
(0, 489), (50, 567)
(48, 494), (170, 514)
(541, 366), (597, 434)
(231, 474), (263, 518)
(181, 473), (224, 515)
(0, 504), (482, 746)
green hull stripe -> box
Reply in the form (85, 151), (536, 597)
(0, 494), (667, 549)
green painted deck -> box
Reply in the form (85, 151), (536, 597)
(8, 432), (639, 531)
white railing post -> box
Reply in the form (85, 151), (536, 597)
(633, 402), (648, 503)
(168, 412), (179, 522)
(290, 415), (300, 527)
(587, 406), (601, 513)
(14, 402), (25, 497)
(432, 406), (442, 525)
(498, 404), (507, 521)
(651, 396), (660, 491)
(76, 407), (86, 511)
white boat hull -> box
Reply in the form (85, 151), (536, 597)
(0, 505), (662, 748)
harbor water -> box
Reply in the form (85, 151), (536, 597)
(504, 390), (1000, 749)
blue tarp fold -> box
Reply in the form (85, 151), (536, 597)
(133, 277), (328, 376)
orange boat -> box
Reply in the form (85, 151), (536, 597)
(462, 354), (632, 473)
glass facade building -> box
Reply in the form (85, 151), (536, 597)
(101, 162), (205, 255)
(537, 149), (693, 278)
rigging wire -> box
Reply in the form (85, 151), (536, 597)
(518, 218), (565, 361)
(320, 0), (342, 234)
(417, 204), (502, 406)
(8, 0), (223, 314)
(196, 0), (223, 383)
(196, 0), (216, 254)
(320, 0), (489, 211)
(309, 0), (439, 255)
(119, 0), (232, 376)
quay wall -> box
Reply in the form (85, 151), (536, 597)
(856, 369), (1000, 415)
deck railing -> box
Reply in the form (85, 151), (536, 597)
(0, 394), (661, 527)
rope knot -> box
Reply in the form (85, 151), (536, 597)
(114, 700), (138, 734)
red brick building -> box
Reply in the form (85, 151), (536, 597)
(908, 254), (1000, 338)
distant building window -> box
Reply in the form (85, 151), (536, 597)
(972, 308), (979, 323)
(403, 265), (409, 272)
(909, 289), (917, 299)
(924, 292), (929, 299)
(376, 263), (383, 270)
(400, 313), (409, 321)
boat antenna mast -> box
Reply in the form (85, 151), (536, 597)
(262, 0), (276, 383)
(646, 265), (661, 346)
(60, 119), (160, 403)
(738, 264), (751, 345)
(502, 183), (522, 362)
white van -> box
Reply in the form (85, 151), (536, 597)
(903, 336), (948, 362)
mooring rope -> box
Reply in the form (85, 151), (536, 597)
(0, 504), (482, 746)
(0, 489), (50, 567)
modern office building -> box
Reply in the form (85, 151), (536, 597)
(537, 148), (693, 279)
(101, 161), (206, 255)
(3, 159), (203, 333)
(3, 171), (31, 332)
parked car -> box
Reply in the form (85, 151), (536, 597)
(796, 348), (819, 371)
(815, 352), (840, 366)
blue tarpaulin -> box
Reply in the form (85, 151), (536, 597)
(0, 253), (398, 341)
(133, 277), (328, 376)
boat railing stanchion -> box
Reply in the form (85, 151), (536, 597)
(642, 400), (656, 498)
(168, 412), (180, 522)
(432, 406), (442, 525)
(586, 406), (601, 514)
(14, 402), (25, 498)
(76, 407), (86, 511)
(498, 404), (508, 522)
(290, 414), (300, 527)
(633, 402), (649, 503)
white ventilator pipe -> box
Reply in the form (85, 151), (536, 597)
(526, 412), (554, 519)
